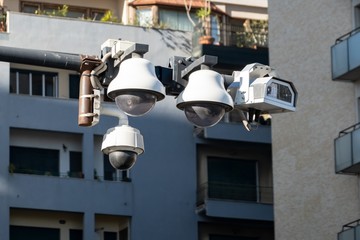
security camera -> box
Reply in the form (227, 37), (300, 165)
(228, 63), (297, 114)
(176, 69), (234, 127)
(107, 58), (165, 117)
(101, 125), (144, 170)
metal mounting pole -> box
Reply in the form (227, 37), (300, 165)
(0, 46), (83, 70)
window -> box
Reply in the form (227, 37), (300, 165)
(69, 151), (83, 178)
(22, 2), (39, 14)
(104, 231), (117, 240)
(10, 69), (58, 97)
(10, 225), (60, 240)
(21, 1), (106, 20)
(159, 9), (196, 31)
(358, 97), (360, 121)
(119, 228), (128, 240)
(104, 154), (117, 181)
(210, 235), (257, 240)
(207, 157), (258, 201)
(355, 4), (360, 28)
(10, 146), (59, 176)
(70, 229), (83, 240)
(69, 74), (80, 99)
(137, 8), (152, 26)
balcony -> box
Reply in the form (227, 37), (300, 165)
(335, 123), (360, 174)
(192, 23), (269, 72)
(197, 182), (273, 221)
(8, 173), (133, 215)
(338, 219), (360, 240)
(331, 27), (360, 81)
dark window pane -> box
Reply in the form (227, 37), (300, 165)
(45, 75), (55, 96)
(69, 74), (80, 99)
(18, 72), (29, 94)
(104, 154), (116, 181)
(10, 71), (17, 93)
(10, 146), (59, 176)
(104, 231), (117, 240)
(32, 72), (43, 96)
(207, 157), (257, 201)
(67, 10), (86, 19)
(210, 235), (257, 240)
(22, 4), (40, 14)
(10, 69), (58, 97)
(10, 225), (60, 240)
(70, 229), (83, 240)
(119, 228), (128, 240)
(92, 11), (105, 20)
(69, 151), (83, 178)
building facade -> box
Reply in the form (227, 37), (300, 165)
(0, 1), (273, 240)
(269, 0), (360, 239)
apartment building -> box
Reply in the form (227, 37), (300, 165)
(268, 0), (360, 239)
(0, 0), (273, 240)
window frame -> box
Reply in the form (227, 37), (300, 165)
(10, 68), (58, 97)
(10, 146), (60, 176)
(197, 143), (273, 204)
(20, 1), (106, 20)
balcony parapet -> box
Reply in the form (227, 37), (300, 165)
(331, 27), (360, 81)
(197, 182), (273, 205)
(335, 122), (360, 174)
(196, 182), (273, 221)
(338, 219), (360, 240)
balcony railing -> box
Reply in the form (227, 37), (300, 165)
(197, 182), (273, 205)
(335, 122), (360, 174)
(338, 219), (360, 240)
(193, 22), (268, 48)
(331, 27), (360, 81)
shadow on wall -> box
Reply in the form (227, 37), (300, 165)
(152, 28), (192, 54)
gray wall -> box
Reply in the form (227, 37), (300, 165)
(269, 0), (360, 239)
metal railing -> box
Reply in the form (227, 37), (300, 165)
(197, 182), (273, 205)
(9, 168), (130, 182)
(338, 122), (360, 137)
(335, 27), (360, 44)
(193, 23), (268, 48)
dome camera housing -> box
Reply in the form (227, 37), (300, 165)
(107, 58), (166, 116)
(176, 70), (234, 127)
(108, 150), (137, 170)
(102, 125), (144, 170)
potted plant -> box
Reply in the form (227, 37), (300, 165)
(196, 0), (214, 44)
(184, 0), (214, 45)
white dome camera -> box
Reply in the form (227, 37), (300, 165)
(101, 125), (144, 170)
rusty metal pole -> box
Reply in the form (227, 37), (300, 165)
(78, 57), (102, 126)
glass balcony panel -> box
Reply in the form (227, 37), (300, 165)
(349, 33), (360, 71)
(338, 228), (355, 240)
(353, 129), (360, 164)
(356, 225), (360, 240)
(332, 28), (360, 80)
(335, 133), (352, 172)
(331, 40), (349, 79)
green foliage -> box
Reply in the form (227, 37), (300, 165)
(8, 163), (15, 174)
(236, 19), (268, 48)
(100, 10), (118, 23)
(0, 7), (6, 32)
(35, 5), (68, 17)
(196, 7), (211, 20)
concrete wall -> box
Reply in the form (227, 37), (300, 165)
(268, 0), (360, 239)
